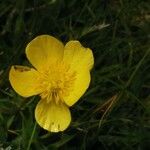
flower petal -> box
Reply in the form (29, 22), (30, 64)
(35, 100), (71, 132)
(63, 41), (94, 71)
(62, 41), (93, 106)
(63, 71), (90, 106)
(9, 66), (41, 97)
(26, 35), (64, 70)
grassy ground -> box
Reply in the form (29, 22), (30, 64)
(0, 0), (150, 149)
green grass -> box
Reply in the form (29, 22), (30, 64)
(0, 0), (150, 149)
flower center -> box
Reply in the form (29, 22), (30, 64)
(37, 62), (76, 104)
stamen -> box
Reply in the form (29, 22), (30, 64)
(37, 62), (76, 104)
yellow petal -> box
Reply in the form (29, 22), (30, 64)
(9, 66), (41, 97)
(62, 41), (93, 106)
(63, 41), (94, 71)
(63, 70), (90, 106)
(26, 35), (64, 70)
(35, 100), (71, 132)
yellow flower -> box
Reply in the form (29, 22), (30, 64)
(9, 35), (94, 132)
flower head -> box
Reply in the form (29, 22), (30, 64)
(9, 35), (94, 132)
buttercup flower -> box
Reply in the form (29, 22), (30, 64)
(9, 35), (94, 132)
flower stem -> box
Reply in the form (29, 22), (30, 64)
(26, 122), (37, 150)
